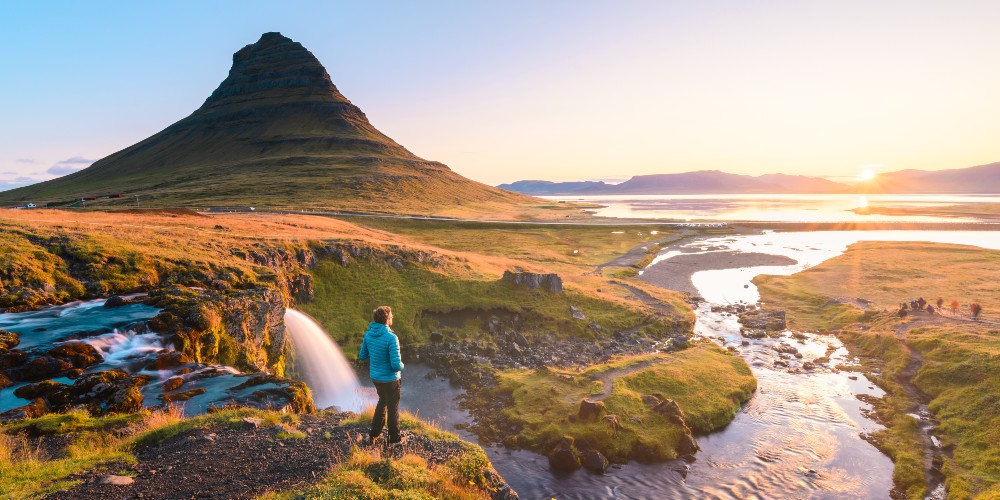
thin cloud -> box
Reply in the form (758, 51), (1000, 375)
(47, 156), (95, 176)
(0, 176), (43, 192)
(16, 159), (35, 164)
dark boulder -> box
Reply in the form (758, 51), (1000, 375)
(547, 437), (582, 472)
(103, 295), (129, 308)
(14, 380), (69, 400)
(0, 372), (10, 389)
(72, 369), (129, 394)
(6, 356), (74, 381)
(0, 348), (27, 369)
(48, 342), (103, 369)
(578, 399), (605, 422)
(429, 331), (444, 343)
(581, 449), (610, 473)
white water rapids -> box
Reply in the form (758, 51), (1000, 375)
(283, 309), (371, 412)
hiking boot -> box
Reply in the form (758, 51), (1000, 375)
(388, 435), (407, 445)
(362, 434), (381, 447)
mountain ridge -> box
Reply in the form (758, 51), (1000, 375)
(499, 163), (1000, 195)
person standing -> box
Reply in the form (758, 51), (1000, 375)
(359, 305), (405, 445)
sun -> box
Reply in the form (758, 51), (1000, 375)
(859, 169), (877, 181)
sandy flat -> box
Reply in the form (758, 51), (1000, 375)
(640, 250), (796, 296)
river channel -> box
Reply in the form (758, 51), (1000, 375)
(380, 229), (1000, 499)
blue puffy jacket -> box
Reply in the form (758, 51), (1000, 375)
(358, 322), (404, 382)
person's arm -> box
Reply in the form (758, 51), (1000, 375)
(358, 336), (369, 361)
(389, 335), (404, 372)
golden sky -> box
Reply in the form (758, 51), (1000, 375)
(2, 1), (999, 188)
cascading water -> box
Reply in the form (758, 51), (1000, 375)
(284, 309), (371, 412)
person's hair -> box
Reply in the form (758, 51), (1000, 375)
(373, 306), (392, 324)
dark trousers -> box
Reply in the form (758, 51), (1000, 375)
(370, 379), (401, 441)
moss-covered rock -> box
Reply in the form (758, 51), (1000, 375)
(0, 329), (19, 351)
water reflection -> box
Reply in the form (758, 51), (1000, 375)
(544, 193), (1000, 222)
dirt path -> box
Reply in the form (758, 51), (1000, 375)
(590, 359), (657, 400)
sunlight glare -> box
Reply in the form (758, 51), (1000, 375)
(859, 169), (877, 181)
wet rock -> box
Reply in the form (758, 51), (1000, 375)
(0, 398), (48, 423)
(103, 295), (129, 308)
(48, 342), (103, 369)
(578, 399), (605, 422)
(73, 369), (129, 394)
(581, 449), (609, 473)
(739, 309), (786, 331)
(774, 360), (788, 368)
(6, 356), (74, 381)
(547, 437), (582, 472)
(772, 344), (799, 356)
(161, 376), (185, 392)
(0, 329), (19, 351)
(672, 335), (689, 347)
(230, 374), (315, 413)
(148, 312), (182, 333)
(501, 271), (563, 293)
(154, 351), (191, 370)
(160, 387), (207, 403)
(802, 361), (816, 371)
(0, 348), (26, 369)
(14, 380), (69, 400)
(0, 372), (10, 389)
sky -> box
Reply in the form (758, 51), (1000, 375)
(2, 1), (1000, 190)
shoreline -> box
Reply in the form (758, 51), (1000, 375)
(639, 250), (795, 296)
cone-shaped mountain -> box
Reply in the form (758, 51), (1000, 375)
(4, 32), (532, 215)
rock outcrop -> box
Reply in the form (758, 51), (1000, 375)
(146, 285), (287, 375)
(501, 271), (563, 293)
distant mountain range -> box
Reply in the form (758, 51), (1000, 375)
(499, 162), (1000, 195)
(1, 33), (534, 216)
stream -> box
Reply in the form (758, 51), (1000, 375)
(0, 298), (290, 416)
(382, 230), (1000, 499)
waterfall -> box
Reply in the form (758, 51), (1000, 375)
(284, 309), (370, 412)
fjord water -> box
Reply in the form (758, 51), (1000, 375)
(548, 193), (1000, 222)
(284, 309), (370, 411)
